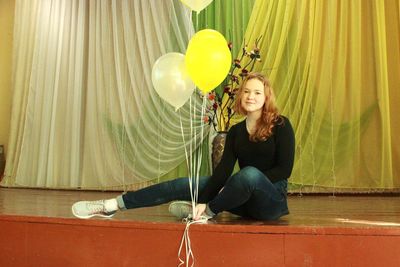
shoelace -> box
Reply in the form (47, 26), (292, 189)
(86, 200), (106, 214)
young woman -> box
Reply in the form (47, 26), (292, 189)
(72, 72), (295, 221)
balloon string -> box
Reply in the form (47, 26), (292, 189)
(178, 96), (196, 217)
(177, 219), (208, 267)
(196, 9), (199, 31)
(179, 110), (190, 176)
(177, 220), (194, 267)
(179, 96), (195, 215)
(194, 96), (206, 204)
(177, 9), (209, 267)
(190, 93), (197, 217)
(177, 95), (208, 267)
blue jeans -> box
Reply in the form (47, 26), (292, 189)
(118, 166), (289, 220)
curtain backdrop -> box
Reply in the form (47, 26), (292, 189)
(2, 0), (208, 190)
(242, 0), (400, 192)
(2, 0), (400, 192)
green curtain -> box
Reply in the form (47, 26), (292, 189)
(240, 0), (400, 192)
(192, 0), (256, 57)
(160, 0), (256, 181)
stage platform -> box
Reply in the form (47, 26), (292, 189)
(1, 187), (400, 267)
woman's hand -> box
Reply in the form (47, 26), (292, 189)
(194, 203), (207, 221)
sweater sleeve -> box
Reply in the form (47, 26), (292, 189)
(198, 128), (237, 203)
(264, 117), (295, 182)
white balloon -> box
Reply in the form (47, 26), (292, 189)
(180, 0), (213, 13)
(152, 53), (195, 111)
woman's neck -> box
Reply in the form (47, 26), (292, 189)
(246, 110), (261, 123)
(245, 112), (261, 133)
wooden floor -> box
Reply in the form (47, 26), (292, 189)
(1, 187), (400, 227)
(1, 187), (400, 266)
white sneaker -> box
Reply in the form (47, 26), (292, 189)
(72, 200), (116, 219)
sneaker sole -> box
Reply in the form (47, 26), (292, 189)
(71, 206), (116, 219)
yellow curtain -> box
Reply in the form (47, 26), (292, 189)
(241, 0), (400, 192)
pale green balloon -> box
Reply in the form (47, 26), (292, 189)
(152, 53), (196, 111)
(180, 0), (213, 13)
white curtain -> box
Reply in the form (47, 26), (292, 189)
(2, 0), (208, 189)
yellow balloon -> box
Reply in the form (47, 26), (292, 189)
(185, 29), (232, 94)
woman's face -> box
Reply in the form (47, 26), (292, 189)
(241, 78), (266, 114)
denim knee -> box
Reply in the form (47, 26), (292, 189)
(229, 166), (266, 188)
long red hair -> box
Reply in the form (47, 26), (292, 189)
(234, 72), (283, 142)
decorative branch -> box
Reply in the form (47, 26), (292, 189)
(203, 36), (263, 132)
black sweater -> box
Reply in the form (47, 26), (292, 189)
(199, 116), (295, 203)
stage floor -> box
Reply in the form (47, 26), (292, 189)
(1, 187), (400, 228)
(1, 187), (400, 267)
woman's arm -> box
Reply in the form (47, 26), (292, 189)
(198, 128), (237, 203)
(264, 117), (295, 182)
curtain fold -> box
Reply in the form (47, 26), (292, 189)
(3, 0), (399, 192)
(242, 0), (400, 192)
(2, 0), (208, 189)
